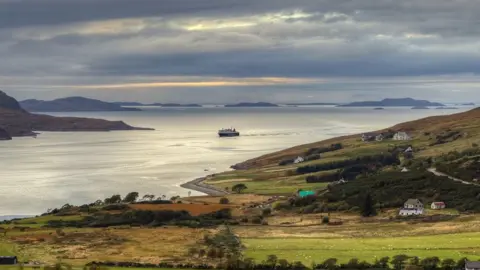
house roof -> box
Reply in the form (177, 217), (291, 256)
(405, 198), (422, 205)
(298, 190), (315, 197)
(466, 261), (480, 268)
(432, 202), (445, 206)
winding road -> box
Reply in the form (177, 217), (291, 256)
(427, 168), (480, 186)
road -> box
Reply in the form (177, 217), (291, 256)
(180, 176), (229, 196)
(427, 168), (480, 186)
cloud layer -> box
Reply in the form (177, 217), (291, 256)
(1, 0), (479, 102)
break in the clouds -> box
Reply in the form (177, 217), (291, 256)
(1, 0), (480, 102)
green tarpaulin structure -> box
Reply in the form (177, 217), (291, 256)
(298, 190), (315, 197)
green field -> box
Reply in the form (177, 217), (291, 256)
(242, 232), (480, 264)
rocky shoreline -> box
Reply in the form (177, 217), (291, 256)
(180, 176), (229, 196)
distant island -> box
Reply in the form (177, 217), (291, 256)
(0, 91), (151, 140)
(338, 98), (445, 107)
(20, 97), (141, 112)
(284, 102), (338, 106)
(151, 103), (202, 107)
(436, 107), (458, 110)
(411, 106), (430, 110)
(114, 102), (202, 107)
(373, 107), (385, 110)
(225, 102), (278, 107)
(461, 103), (475, 106)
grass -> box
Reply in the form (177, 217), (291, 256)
(242, 232), (480, 265)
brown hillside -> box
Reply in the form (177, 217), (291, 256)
(232, 107), (480, 169)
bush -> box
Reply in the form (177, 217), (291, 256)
(262, 208), (272, 216)
(219, 198), (229, 204)
(251, 216), (262, 224)
(322, 216), (330, 224)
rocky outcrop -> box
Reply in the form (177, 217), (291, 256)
(0, 127), (12, 140)
(0, 91), (152, 138)
(0, 90), (23, 111)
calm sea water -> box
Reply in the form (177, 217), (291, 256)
(0, 106), (470, 215)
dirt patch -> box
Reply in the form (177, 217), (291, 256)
(185, 194), (272, 205)
(129, 203), (234, 216)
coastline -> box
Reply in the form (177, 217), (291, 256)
(181, 176), (229, 196)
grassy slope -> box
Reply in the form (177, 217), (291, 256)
(207, 108), (480, 195)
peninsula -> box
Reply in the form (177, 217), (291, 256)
(20, 97), (141, 112)
(338, 98), (445, 107)
(0, 91), (151, 139)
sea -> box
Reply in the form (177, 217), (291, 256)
(0, 106), (472, 215)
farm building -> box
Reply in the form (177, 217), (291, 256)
(465, 261), (480, 270)
(375, 134), (384, 141)
(401, 167), (410, 172)
(399, 198), (424, 216)
(431, 202), (446, 210)
(0, 256), (17, 265)
(393, 131), (412, 141)
(361, 133), (376, 142)
(293, 156), (304, 164)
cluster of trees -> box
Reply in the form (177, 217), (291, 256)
(104, 192), (168, 204)
(323, 171), (480, 213)
(430, 130), (462, 146)
(296, 153), (400, 175)
(435, 148), (480, 183)
(305, 164), (375, 183)
(305, 143), (343, 156)
(46, 208), (233, 228)
(313, 255), (469, 270)
(89, 255), (307, 270)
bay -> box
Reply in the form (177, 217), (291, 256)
(0, 106), (469, 215)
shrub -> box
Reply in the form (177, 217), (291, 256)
(102, 204), (128, 211)
(322, 216), (330, 224)
(251, 216), (262, 224)
(219, 198), (229, 204)
(262, 208), (272, 216)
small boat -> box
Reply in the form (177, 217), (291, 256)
(218, 128), (240, 137)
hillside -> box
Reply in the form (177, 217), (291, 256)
(339, 98), (445, 107)
(204, 107), (480, 195)
(0, 91), (151, 138)
(20, 97), (141, 112)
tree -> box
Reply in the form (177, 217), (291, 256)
(456, 258), (468, 269)
(142, 194), (155, 201)
(123, 192), (139, 203)
(220, 197), (230, 204)
(361, 193), (376, 217)
(377, 257), (390, 269)
(320, 258), (338, 270)
(441, 258), (456, 270)
(392, 254), (409, 270)
(420, 257), (440, 270)
(104, 194), (122, 204)
(278, 259), (289, 270)
(409, 256), (420, 267)
(232, 183), (248, 194)
(266, 255), (278, 269)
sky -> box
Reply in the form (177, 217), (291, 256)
(1, 0), (480, 103)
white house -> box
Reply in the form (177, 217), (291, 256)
(404, 198), (424, 209)
(294, 156), (305, 164)
(399, 198), (424, 216)
(431, 202), (446, 210)
(375, 134), (384, 141)
(405, 146), (413, 153)
(399, 208), (423, 216)
(465, 261), (480, 270)
(393, 132), (412, 141)
(401, 167), (410, 172)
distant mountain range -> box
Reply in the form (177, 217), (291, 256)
(114, 102), (202, 107)
(21, 97), (141, 112)
(225, 102), (279, 107)
(338, 98), (445, 107)
(285, 102), (338, 106)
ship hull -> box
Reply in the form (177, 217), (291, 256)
(218, 132), (240, 137)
